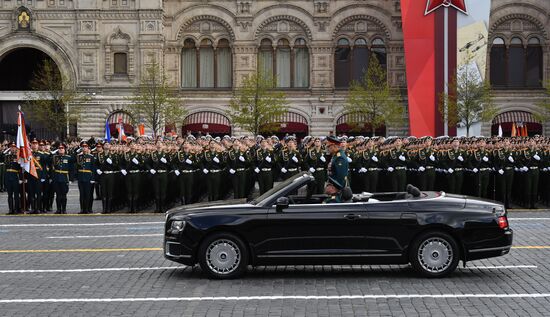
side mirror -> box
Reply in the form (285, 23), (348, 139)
(276, 197), (290, 212)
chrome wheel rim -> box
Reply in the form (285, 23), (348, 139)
(418, 237), (453, 273)
(206, 239), (241, 275)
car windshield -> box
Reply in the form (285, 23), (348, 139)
(249, 174), (307, 205)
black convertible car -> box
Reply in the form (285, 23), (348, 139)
(164, 174), (513, 279)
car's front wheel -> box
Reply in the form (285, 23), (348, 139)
(410, 231), (459, 278)
(198, 232), (248, 279)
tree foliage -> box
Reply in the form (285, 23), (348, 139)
(25, 59), (87, 140)
(127, 60), (186, 137)
(227, 71), (288, 136)
(536, 80), (550, 122)
(344, 56), (404, 137)
(439, 52), (496, 137)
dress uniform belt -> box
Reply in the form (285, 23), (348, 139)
(6, 169), (19, 173)
(395, 167), (406, 170)
(55, 170), (69, 174)
(368, 168), (379, 171)
(78, 169), (93, 173)
(479, 168), (492, 171)
(236, 168), (246, 172)
(316, 168), (325, 171)
(454, 168), (464, 171)
(180, 170), (194, 174)
(288, 168), (298, 172)
(103, 171), (119, 174)
(129, 170), (140, 174)
(209, 169), (222, 173)
(0, 163), (5, 165)
(505, 167), (514, 170)
(426, 166), (434, 169)
(157, 170), (168, 173)
(529, 167), (539, 170)
(261, 168), (272, 172)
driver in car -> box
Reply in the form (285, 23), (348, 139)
(324, 177), (344, 204)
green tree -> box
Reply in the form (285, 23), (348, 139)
(344, 56), (404, 137)
(535, 81), (550, 122)
(227, 71), (288, 135)
(439, 52), (496, 137)
(127, 60), (186, 137)
(25, 59), (87, 140)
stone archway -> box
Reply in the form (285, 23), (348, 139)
(0, 47), (61, 91)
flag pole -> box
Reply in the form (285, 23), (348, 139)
(18, 105), (27, 213)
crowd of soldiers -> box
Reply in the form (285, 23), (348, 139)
(2, 133), (550, 214)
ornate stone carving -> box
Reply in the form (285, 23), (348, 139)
(333, 15), (391, 40)
(104, 27), (135, 83)
(80, 21), (96, 32)
(255, 15), (312, 41)
(236, 1), (252, 14)
(490, 14), (547, 39)
(177, 15), (235, 41)
(313, 0), (329, 14)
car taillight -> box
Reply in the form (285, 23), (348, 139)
(498, 216), (509, 229)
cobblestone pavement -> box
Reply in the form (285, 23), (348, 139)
(0, 204), (550, 315)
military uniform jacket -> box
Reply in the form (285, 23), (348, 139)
(4, 153), (21, 181)
(149, 152), (172, 172)
(33, 151), (50, 180)
(279, 149), (303, 171)
(329, 149), (349, 187)
(256, 149), (276, 170)
(122, 152), (143, 172)
(203, 151), (225, 171)
(97, 151), (119, 172)
(306, 148), (327, 170)
(177, 151), (197, 171)
(51, 155), (74, 183)
(76, 154), (96, 182)
(228, 150), (250, 170)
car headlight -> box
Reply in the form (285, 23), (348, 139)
(170, 220), (186, 232)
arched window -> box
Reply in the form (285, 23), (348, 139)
(113, 52), (127, 75)
(527, 37), (543, 87)
(257, 38), (310, 88)
(217, 39), (232, 88)
(182, 39), (197, 88)
(181, 38), (232, 89)
(294, 38), (309, 88)
(335, 37), (387, 88)
(335, 38), (351, 88)
(490, 36), (543, 88)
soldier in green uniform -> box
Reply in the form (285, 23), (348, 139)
(472, 140), (491, 199)
(0, 143), (7, 192)
(121, 143), (143, 212)
(76, 142), (96, 214)
(306, 137), (328, 194)
(228, 140), (250, 199)
(27, 139), (42, 214)
(387, 139), (407, 192)
(35, 141), (50, 213)
(96, 142), (119, 213)
(51, 144), (74, 214)
(256, 138), (275, 194)
(202, 140), (225, 202)
(176, 141), (197, 205)
(521, 140), (541, 209)
(93, 143), (103, 200)
(278, 138), (302, 180)
(148, 142), (171, 212)
(323, 176), (345, 204)
(4, 143), (22, 214)
(327, 136), (349, 188)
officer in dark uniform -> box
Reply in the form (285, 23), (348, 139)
(51, 144), (74, 214)
(148, 142), (171, 212)
(76, 142), (96, 214)
(5, 143), (22, 214)
(278, 138), (302, 180)
(176, 141), (197, 204)
(306, 137), (328, 194)
(326, 136), (349, 188)
(387, 139), (407, 192)
(0, 143), (7, 192)
(323, 176), (344, 204)
(228, 140), (250, 199)
(96, 142), (119, 213)
(256, 138), (275, 194)
(202, 140), (225, 202)
(121, 143), (142, 213)
(35, 141), (50, 213)
(28, 139), (43, 214)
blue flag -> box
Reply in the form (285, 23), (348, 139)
(104, 120), (111, 142)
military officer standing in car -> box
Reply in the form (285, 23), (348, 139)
(326, 136), (349, 189)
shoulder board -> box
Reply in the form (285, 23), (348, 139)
(336, 152), (341, 157)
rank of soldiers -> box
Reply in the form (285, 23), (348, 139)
(2, 134), (550, 214)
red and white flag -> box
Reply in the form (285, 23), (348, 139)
(16, 110), (38, 178)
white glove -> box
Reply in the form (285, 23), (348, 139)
(121, 169), (127, 176)
(419, 166), (426, 172)
(522, 166), (528, 172)
(18, 180), (23, 184)
(265, 156), (271, 163)
(96, 169), (103, 175)
(185, 159), (192, 165)
(514, 167), (519, 172)
(320, 156), (326, 162)
(430, 155), (436, 162)
(387, 167), (394, 172)
(160, 157), (167, 164)
(372, 156), (379, 162)
(543, 168), (548, 172)
(359, 167), (368, 173)
(132, 158), (139, 165)
(292, 156), (299, 163)
(106, 158), (112, 165)
(534, 154), (541, 161)
(483, 156), (489, 162)
(309, 167), (316, 173)
(473, 168), (479, 173)
(174, 170), (180, 176)
(254, 167), (260, 174)
(229, 169), (236, 174)
(150, 169), (156, 174)
(498, 169), (504, 175)
(399, 155), (406, 162)
(448, 168), (454, 174)
(458, 155), (464, 162)
(90, 180), (95, 184)
(213, 157), (220, 163)
(40, 179), (46, 183)
(508, 156), (514, 163)
(347, 157), (353, 163)
(239, 155), (245, 162)
(203, 169), (209, 174)
(281, 168), (288, 173)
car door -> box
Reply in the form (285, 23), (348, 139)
(256, 202), (369, 258)
(364, 200), (416, 255)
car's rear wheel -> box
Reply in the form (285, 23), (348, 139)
(198, 232), (248, 279)
(410, 231), (459, 278)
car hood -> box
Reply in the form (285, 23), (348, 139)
(166, 199), (251, 217)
